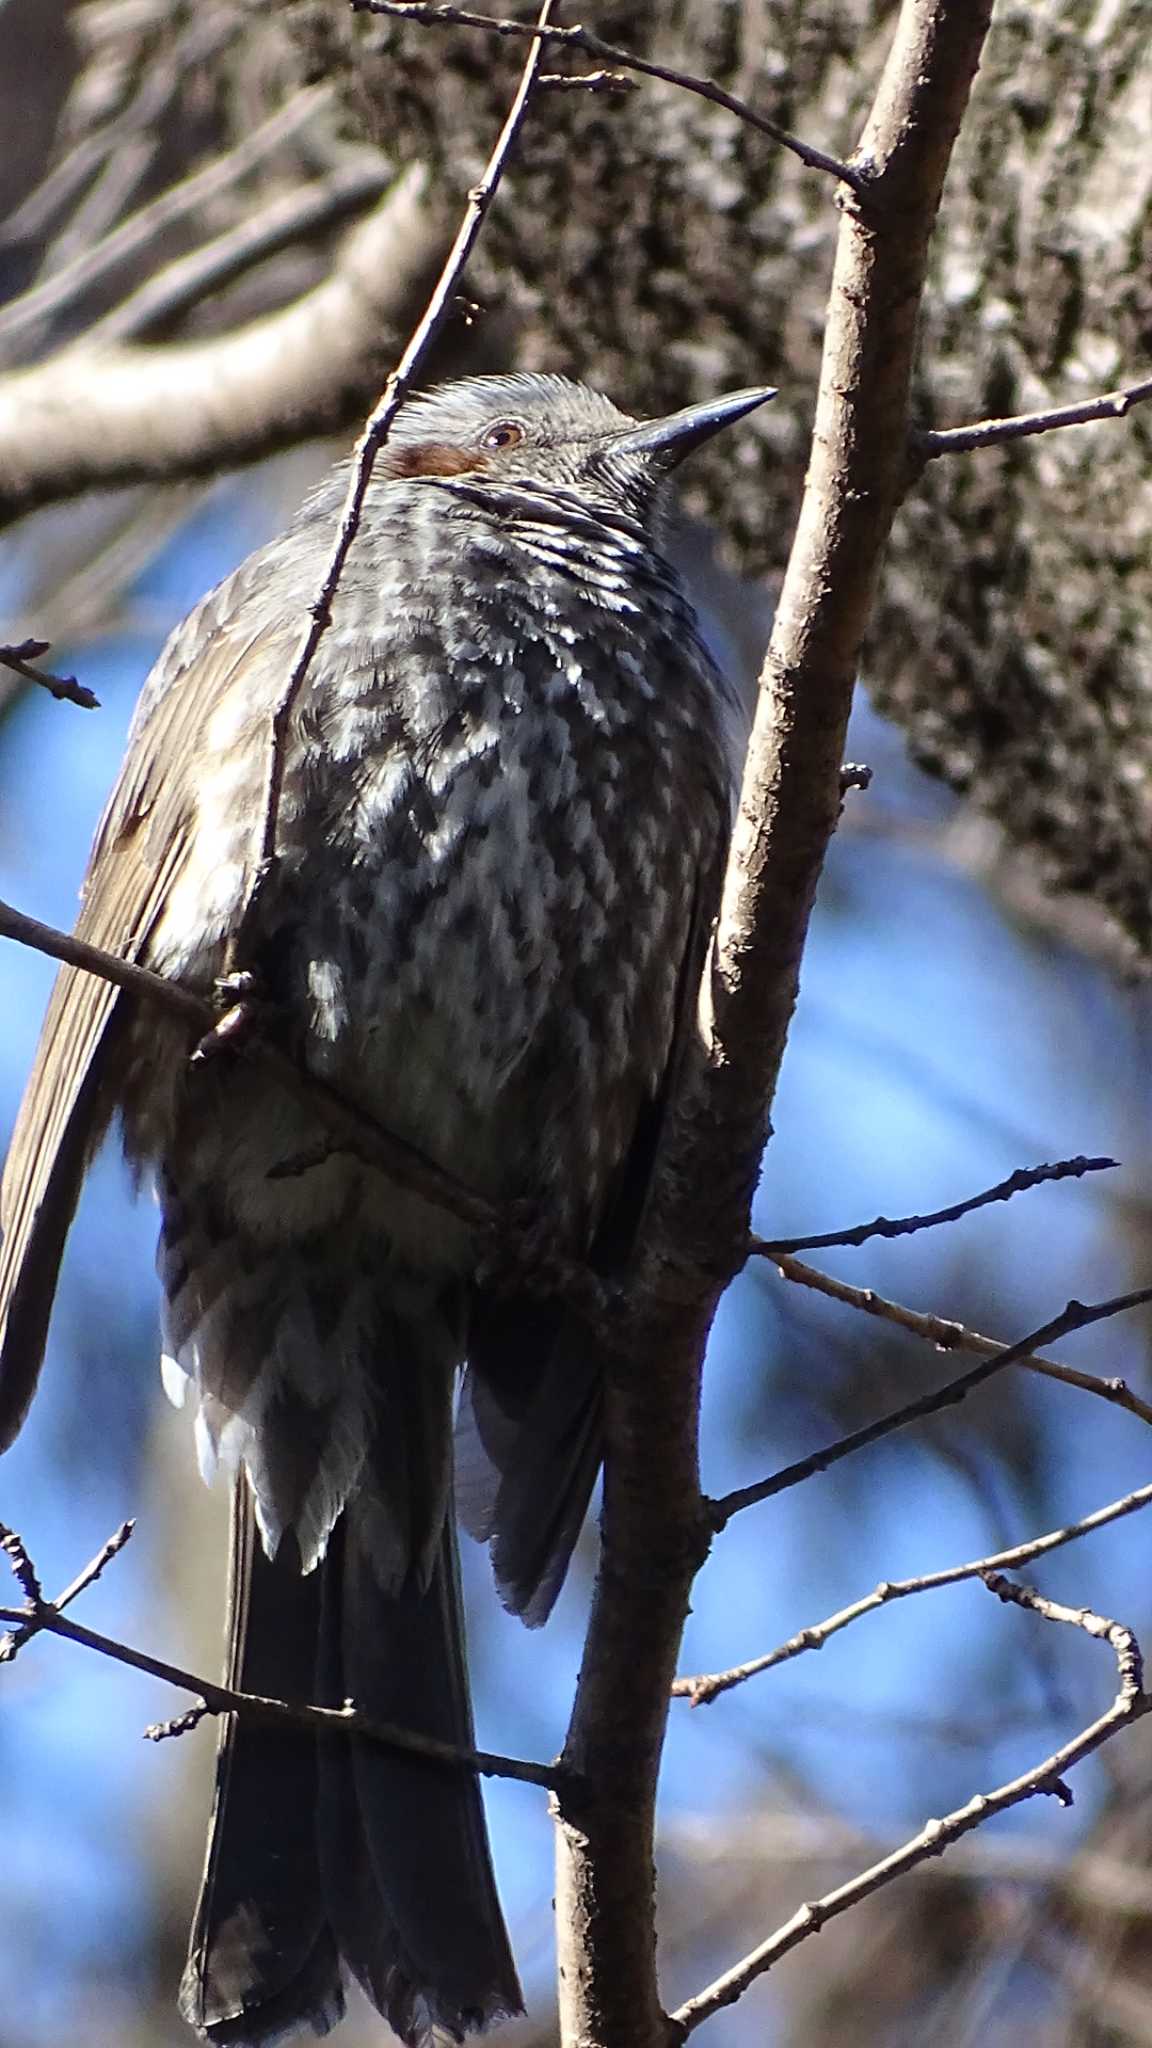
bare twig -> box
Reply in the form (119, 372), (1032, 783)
(710, 1285), (1152, 1528)
(0, 896), (621, 1335)
(0, 1528), (560, 1790)
(0, 896), (230, 1027)
(350, 0), (862, 189)
(537, 69), (634, 95)
(919, 374), (1152, 460)
(0, 895), (497, 1231)
(670, 1590), (1146, 2036)
(48, 1521), (135, 1617)
(0, 1521), (134, 1660)
(753, 1155), (1115, 1257)
(248, 0), (558, 885)
(0, 1523), (42, 1605)
(148, 1703), (212, 1740)
(676, 1479), (1152, 1703)
(768, 1252), (1152, 1429)
(0, 640), (99, 710)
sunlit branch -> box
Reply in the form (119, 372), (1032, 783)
(676, 1478), (1152, 1703)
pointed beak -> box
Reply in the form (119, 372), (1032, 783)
(611, 385), (777, 468)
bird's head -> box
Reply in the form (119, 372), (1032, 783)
(377, 372), (776, 524)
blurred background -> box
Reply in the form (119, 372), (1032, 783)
(2, 4), (1152, 2046)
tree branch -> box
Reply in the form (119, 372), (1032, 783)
(0, 86), (339, 358)
(752, 1155), (1115, 1257)
(89, 159), (392, 345)
(0, 1520), (135, 1657)
(349, 0), (862, 189)
(248, 0), (559, 879)
(676, 1478), (1152, 1704)
(710, 1285), (1152, 1528)
(918, 373), (1152, 460)
(0, 1522), (561, 1791)
(767, 1251), (1152, 1429)
(0, 894), (498, 1232)
(550, 7), (998, 2047)
(0, 639), (99, 710)
(670, 1585), (1146, 2035)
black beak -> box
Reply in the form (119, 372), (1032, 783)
(611, 385), (777, 468)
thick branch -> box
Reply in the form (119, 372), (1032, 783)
(551, 8), (997, 2048)
(702, 0), (997, 1171)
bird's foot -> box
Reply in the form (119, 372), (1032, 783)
(191, 970), (272, 1062)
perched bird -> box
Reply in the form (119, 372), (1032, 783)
(0, 373), (774, 2044)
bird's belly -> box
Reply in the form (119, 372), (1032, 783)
(136, 670), (703, 1259)
(288, 708), (687, 1225)
(306, 818), (648, 1192)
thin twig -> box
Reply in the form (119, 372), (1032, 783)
(0, 894), (619, 1329)
(0, 1553), (561, 1790)
(0, 1521), (134, 1660)
(709, 1285), (1152, 1528)
(676, 1479), (1152, 1703)
(0, 640), (99, 710)
(0, 1523), (42, 1605)
(0, 895), (496, 1231)
(670, 1590), (1146, 2035)
(248, 0), (557, 890)
(48, 1521), (135, 1617)
(769, 1252), (1152, 1429)
(753, 1155), (1115, 1257)
(537, 69), (634, 94)
(919, 375), (1152, 460)
(351, 0), (863, 189)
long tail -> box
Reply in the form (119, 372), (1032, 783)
(181, 1485), (522, 2046)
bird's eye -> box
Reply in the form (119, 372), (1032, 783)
(481, 420), (525, 451)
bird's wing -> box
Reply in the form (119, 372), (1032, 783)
(0, 565), (289, 1451)
(460, 815), (731, 1625)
